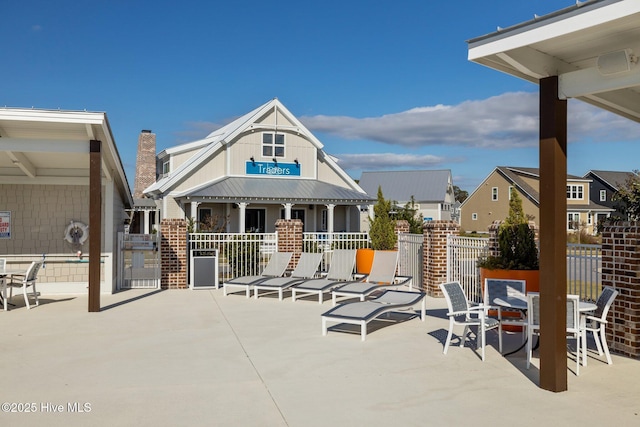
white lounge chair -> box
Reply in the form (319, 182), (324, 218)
(584, 286), (619, 365)
(6, 261), (43, 309)
(290, 249), (357, 304)
(330, 251), (411, 306)
(223, 252), (293, 298)
(321, 290), (426, 341)
(253, 252), (323, 301)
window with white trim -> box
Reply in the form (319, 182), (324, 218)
(162, 160), (170, 175)
(567, 212), (580, 230)
(600, 190), (607, 202)
(472, 213), (478, 220)
(566, 184), (584, 200)
(491, 187), (498, 201)
(262, 132), (285, 158)
(508, 186), (514, 200)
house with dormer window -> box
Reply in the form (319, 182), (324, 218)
(460, 166), (614, 234)
(143, 99), (373, 233)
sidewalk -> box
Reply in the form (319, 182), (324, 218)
(1, 288), (638, 426)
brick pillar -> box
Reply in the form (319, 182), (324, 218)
(394, 220), (409, 250)
(423, 220), (460, 296)
(275, 219), (303, 269)
(160, 219), (188, 289)
(601, 222), (640, 359)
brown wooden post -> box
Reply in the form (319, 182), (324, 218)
(88, 140), (102, 312)
(539, 76), (568, 391)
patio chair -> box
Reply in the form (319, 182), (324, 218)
(483, 278), (527, 353)
(440, 281), (499, 361)
(7, 261), (43, 309)
(526, 293), (582, 375)
(584, 286), (619, 365)
(321, 289), (426, 341)
(330, 251), (411, 306)
(290, 249), (357, 304)
(252, 252), (323, 301)
(223, 252), (293, 298)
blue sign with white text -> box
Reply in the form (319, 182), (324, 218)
(246, 161), (301, 176)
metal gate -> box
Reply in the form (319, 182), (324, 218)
(397, 233), (423, 290)
(446, 235), (489, 302)
(118, 232), (160, 289)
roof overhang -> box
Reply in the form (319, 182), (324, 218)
(468, 0), (640, 122)
(0, 108), (133, 207)
(177, 177), (374, 205)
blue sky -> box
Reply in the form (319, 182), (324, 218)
(3, 1), (640, 193)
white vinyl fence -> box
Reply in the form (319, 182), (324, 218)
(446, 235), (489, 302)
(398, 233), (424, 290)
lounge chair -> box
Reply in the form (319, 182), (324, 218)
(252, 252), (323, 300)
(290, 249), (357, 304)
(330, 251), (411, 306)
(321, 290), (426, 341)
(223, 252), (293, 297)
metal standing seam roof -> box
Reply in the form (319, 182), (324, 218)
(358, 170), (452, 202)
(181, 177), (374, 205)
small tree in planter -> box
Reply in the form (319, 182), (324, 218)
(369, 186), (397, 250)
(478, 188), (539, 270)
(357, 186), (396, 273)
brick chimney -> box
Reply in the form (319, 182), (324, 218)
(133, 130), (157, 199)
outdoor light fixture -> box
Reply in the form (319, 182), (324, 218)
(250, 156), (255, 166)
(294, 158), (299, 167)
(272, 158), (278, 166)
(597, 49), (637, 76)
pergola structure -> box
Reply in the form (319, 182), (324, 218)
(0, 109), (133, 312)
(468, 0), (640, 391)
(468, 0), (640, 392)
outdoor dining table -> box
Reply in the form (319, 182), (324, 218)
(493, 295), (597, 365)
(0, 269), (28, 311)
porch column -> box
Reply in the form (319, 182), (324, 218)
(238, 202), (247, 232)
(539, 75), (568, 392)
(326, 204), (335, 234)
(283, 203), (293, 220)
(143, 210), (150, 234)
(190, 201), (200, 231)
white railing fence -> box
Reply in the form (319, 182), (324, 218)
(398, 233), (423, 290)
(446, 235), (489, 303)
(189, 233), (278, 283)
(302, 232), (369, 272)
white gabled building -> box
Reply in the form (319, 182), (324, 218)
(144, 99), (373, 232)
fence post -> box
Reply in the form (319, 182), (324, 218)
(601, 221), (640, 359)
(423, 220), (460, 296)
(160, 219), (188, 289)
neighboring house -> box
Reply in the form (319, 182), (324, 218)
(0, 108), (133, 294)
(460, 166), (614, 234)
(583, 170), (637, 221)
(358, 170), (455, 226)
(144, 99), (374, 233)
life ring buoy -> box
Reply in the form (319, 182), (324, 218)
(64, 221), (89, 245)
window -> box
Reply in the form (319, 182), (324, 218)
(472, 213), (478, 220)
(491, 187), (498, 201)
(587, 213), (593, 226)
(262, 133), (285, 158)
(162, 160), (170, 175)
(508, 186), (514, 200)
(566, 184), (584, 200)
(600, 190), (607, 202)
(567, 213), (580, 230)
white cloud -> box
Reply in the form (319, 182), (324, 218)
(336, 153), (449, 171)
(300, 91), (640, 149)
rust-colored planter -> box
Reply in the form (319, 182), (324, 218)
(356, 248), (374, 274)
(480, 267), (540, 331)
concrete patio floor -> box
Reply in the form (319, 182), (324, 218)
(1, 287), (638, 426)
